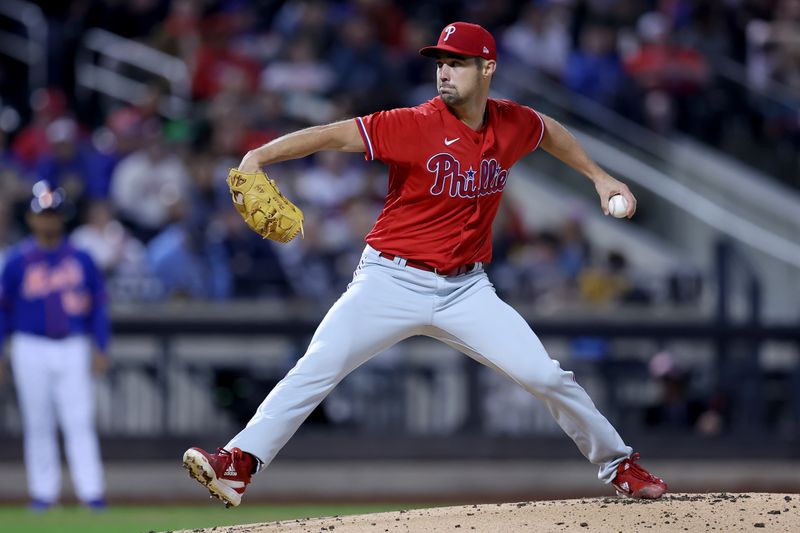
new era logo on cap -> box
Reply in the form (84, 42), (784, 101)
(419, 22), (497, 61)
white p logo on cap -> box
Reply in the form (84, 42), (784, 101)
(443, 25), (456, 41)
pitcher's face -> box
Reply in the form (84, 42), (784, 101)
(435, 53), (483, 106)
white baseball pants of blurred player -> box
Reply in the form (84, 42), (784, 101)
(10, 333), (105, 503)
(228, 245), (632, 482)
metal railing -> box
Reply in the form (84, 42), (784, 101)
(571, 129), (800, 270)
(75, 28), (190, 119)
(497, 52), (799, 188)
(716, 56), (800, 111)
(493, 61), (800, 314)
(0, 242), (795, 458)
(0, 0), (46, 93)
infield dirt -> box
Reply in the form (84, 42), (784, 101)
(173, 493), (798, 532)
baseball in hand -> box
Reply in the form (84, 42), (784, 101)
(608, 194), (628, 218)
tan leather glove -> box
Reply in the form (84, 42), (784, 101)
(226, 168), (304, 243)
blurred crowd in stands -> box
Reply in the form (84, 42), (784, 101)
(0, 0), (796, 306)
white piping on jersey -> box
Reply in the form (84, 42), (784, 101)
(356, 117), (374, 161)
(532, 109), (546, 151)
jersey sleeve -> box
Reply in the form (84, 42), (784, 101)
(355, 107), (421, 165)
(518, 105), (547, 154)
(0, 255), (20, 354)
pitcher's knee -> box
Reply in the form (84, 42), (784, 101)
(292, 352), (350, 385)
(282, 368), (339, 398)
(521, 367), (570, 394)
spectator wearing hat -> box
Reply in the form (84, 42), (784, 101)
(11, 88), (68, 171)
(33, 118), (113, 206)
(624, 11), (710, 134)
(109, 119), (191, 242)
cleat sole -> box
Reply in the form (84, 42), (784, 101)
(615, 486), (667, 500)
(182, 449), (242, 507)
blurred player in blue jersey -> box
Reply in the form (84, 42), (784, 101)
(0, 182), (110, 511)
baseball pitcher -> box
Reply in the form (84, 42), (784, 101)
(183, 22), (667, 507)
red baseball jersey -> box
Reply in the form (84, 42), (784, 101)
(356, 96), (546, 270)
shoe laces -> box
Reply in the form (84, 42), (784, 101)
(216, 447), (252, 478)
(216, 447), (234, 458)
(623, 452), (662, 483)
(216, 447), (243, 463)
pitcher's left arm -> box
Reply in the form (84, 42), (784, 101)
(538, 113), (636, 218)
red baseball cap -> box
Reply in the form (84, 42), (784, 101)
(420, 22), (497, 61)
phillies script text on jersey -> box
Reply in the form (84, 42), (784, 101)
(356, 97), (545, 270)
(427, 154), (508, 198)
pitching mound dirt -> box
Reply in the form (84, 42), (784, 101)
(175, 493), (798, 532)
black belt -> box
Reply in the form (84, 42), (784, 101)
(379, 252), (476, 277)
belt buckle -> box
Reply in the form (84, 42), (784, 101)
(435, 266), (458, 277)
(434, 265), (472, 277)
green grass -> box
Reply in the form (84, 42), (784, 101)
(0, 503), (420, 533)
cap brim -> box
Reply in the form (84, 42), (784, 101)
(419, 45), (474, 58)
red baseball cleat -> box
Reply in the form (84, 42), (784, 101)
(612, 452), (668, 499)
(182, 447), (256, 507)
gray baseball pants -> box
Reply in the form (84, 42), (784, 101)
(227, 245), (631, 483)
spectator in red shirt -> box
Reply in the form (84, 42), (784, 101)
(624, 12), (710, 134)
(191, 14), (261, 101)
(11, 89), (67, 171)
